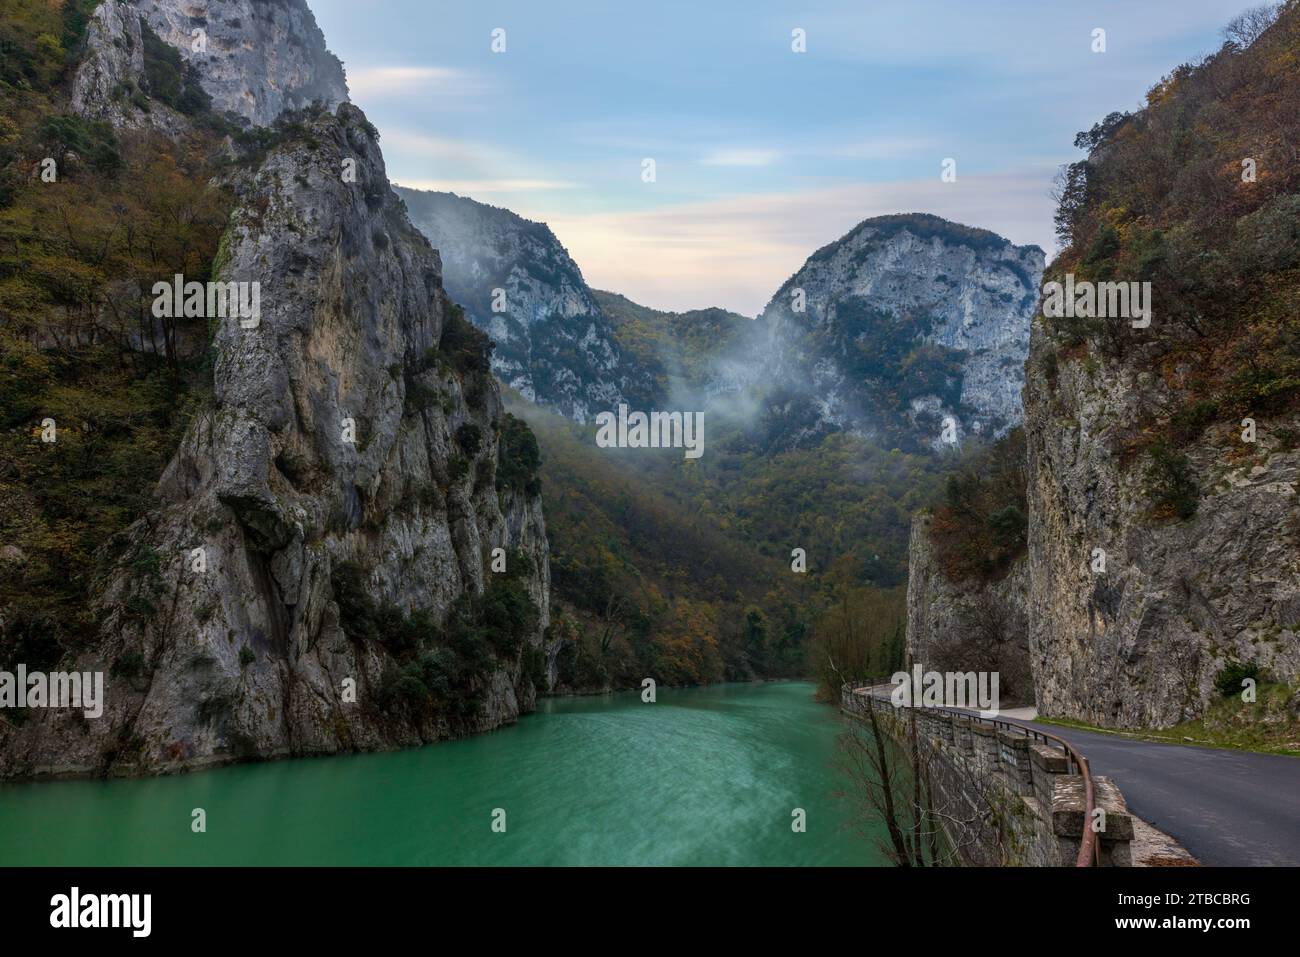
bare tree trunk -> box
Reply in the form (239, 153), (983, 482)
(908, 705), (926, 866)
(864, 696), (913, 865)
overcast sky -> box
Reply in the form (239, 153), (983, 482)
(308, 0), (1262, 315)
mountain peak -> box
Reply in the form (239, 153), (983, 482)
(74, 0), (349, 129)
(756, 212), (1045, 450)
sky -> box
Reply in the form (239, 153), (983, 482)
(308, 0), (1263, 315)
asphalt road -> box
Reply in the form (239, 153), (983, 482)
(1017, 720), (1300, 866)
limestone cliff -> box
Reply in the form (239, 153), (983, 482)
(396, 187), (652, 423)
(752, 214), (1044, 451)
(0, 4), (550, 779)
(1024, 336), (1299, 728)
(905, 515), (1032, 708)
(1022, 9), (1300, 728)
(76, 0), (348, 126)
(71, 0), (152, 128)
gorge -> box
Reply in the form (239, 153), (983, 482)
(1, 1), (1296, 881)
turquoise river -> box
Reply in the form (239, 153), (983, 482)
(0, 681), (884, 865)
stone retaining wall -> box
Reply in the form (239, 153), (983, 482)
(841, 689), (1134, 866)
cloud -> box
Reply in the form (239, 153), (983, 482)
(346, 66), (489, 100)
(521, 168), (1059, 316)
(381, 128), (581, 198)
(396, 177), (577, 194)
(701, 148), (782, 167)
(381, 129), (506, 165)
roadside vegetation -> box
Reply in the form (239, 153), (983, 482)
(1039, 679), (1300, 756)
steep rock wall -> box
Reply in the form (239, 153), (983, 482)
(73, 0), (348, 129)
(905, 513), (1032, 707)
(1, 6), (550, 778)
(1024, 335), (1300, 728)
(397, 188), (651, 423)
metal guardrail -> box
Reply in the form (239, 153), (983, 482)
(842, 682), (1099, 867)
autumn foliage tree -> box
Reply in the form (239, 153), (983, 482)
(927, 428), (1028, 584)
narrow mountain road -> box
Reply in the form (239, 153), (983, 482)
(853, 687), (1300, 866)
(1016, 720), (1300, 867)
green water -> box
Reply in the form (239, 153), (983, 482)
(0, 681), (882, 865)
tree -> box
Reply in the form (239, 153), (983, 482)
(836, 682), (1019, 867)
(806, 586), (905, 700)
(1222, 3), (1283, 47)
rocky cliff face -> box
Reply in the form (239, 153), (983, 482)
(1024, 340), (1300, 728)
(135, 0), (347, 125)
(397, 188), (652, 422)
(1021, 7), (1300, 730)
(905, 514), (1033, 707)
(0, 6), (550, 779)
(753, 214), (1043, 451)
(73, 0), (348, 129)
(390, 201), (1040, 444)
(71, 0), (150, 127)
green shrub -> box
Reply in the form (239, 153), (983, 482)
(37, 114), (121, 174)
(110, 650), (145, 679)
(332, 561), (380, 641)
(1082, 223), (1121, 271)
(929, 428), (1028, 582)
(496, 413), (541, 495)
(238, 646), (256, 668)
(403, 379), (440, 415)
(1169, 399), (1220, 445)
(394, 663), (430, 705)
(377, 663), (432, 711)
(1144, 440), (1199, 519)
(986, 503), (1027, 547)
(1214, 660), (1260, 698)
(455, 422), (483, 456)
(417, 647), (456, 700)
(348, 567), (539, 723)
(139, 18), (212, 115)
(479, 577), (539, 658)
(389, 608), (438, 654)
(60, 1), (101, 53)
(439, 304), (493, 376)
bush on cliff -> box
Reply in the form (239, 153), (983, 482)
(1214, 660), (1261, 699)
(928, 428), (1028, 584)
(1143, 439), (1200, 520)
(495, 412), (541, 495)
(440, 303), (493, 377)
